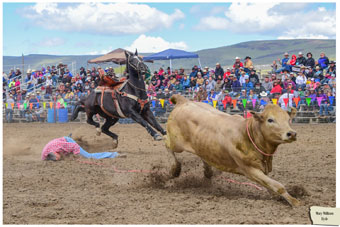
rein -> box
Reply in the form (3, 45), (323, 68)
(127, 81), (147, 92)
(246, 120), (274, 157)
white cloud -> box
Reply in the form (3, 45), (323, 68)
(125, 34), (188, 53)
(22, 2), (185, 35)
(278, 34), (329, 39)
(195, 3), (336, 39)
(39, 37), (66, 47)
(318, 7), (326, 12)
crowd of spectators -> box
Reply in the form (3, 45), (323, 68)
(3, 51), (336, 123)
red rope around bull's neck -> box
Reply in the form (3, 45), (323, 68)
(246, 120), (274, 157)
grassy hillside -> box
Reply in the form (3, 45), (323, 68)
(3, 39), (335, 74)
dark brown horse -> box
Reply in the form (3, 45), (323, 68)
(71, 50), (166, 147)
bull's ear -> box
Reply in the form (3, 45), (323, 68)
(287, 107), (297, 119)
(250, 111), (264, 122)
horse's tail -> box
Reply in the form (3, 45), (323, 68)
(70, 100), (85, 121)
(170, 94), (188, 105)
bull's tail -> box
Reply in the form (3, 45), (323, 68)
(170, 94), (188, 105)
(70, 101), (85, 121)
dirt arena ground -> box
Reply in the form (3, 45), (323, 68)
(3, 122), (336, 224)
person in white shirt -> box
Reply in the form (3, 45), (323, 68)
(278, 87), (295, 111)
(239, 72), (248, 86)
(295, 71), (307, 90)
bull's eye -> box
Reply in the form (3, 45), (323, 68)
(268, 119), (274, 123)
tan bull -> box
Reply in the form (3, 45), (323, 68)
(165, 94), (300, 207)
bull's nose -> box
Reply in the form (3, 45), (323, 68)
(287, 131), (297, 138)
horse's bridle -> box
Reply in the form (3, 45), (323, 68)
(127, 54), (147, 75)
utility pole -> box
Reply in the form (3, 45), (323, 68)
(22, 53), (24, 85)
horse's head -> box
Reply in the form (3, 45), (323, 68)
(125, 50), (149, 77)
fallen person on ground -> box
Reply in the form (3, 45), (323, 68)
(41, 135), (126, 161)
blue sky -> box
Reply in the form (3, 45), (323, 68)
(3, 2), (336, 56)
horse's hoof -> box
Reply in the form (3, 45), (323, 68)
(154, 134), (162, 141)
(96, 128), (101, 136)
(112, 139), (118, 149)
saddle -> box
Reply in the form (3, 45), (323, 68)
(99, 76), (126, 88)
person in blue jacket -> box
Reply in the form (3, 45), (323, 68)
(276, 52), (291, 73)
(317, 52), (329, 70)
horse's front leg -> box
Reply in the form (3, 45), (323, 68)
(129, 110), (162, 141)
(142, 107), (166, 135)
(101, 117), (119, 149)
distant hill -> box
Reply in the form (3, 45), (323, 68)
(3, 39), (335, 73)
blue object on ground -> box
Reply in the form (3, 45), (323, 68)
(64, 136), (119, 159)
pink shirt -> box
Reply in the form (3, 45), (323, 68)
(41, 137), (80, 160)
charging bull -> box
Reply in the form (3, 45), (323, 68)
(165, 94), (300, 206)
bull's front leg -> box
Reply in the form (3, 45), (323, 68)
(243, 167), (300, 207)
(129, 110), (162, 141)
(142, 107), (166, 136)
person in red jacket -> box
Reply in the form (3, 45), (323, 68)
(270, 81), (283, 95)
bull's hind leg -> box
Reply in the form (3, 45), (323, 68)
(202, 160), (213, 179)
(167, 148), (182, 178)
(101, 117), (119, 149)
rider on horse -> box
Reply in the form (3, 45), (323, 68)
(98, 67), (121, 87)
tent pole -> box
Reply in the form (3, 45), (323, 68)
(198, 58), (202, 69)
(170, 59), (172, 73)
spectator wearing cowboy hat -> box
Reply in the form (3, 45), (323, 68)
(296, 71), (307, 90)
(313, 66), (324, 81)
(233, 56), (243, 78)
(327, 61), (336, 76)
(276, 52), (290, 73)
(248, 69), (259, 85)
(223, 67), (231, 79)
(296, 52), (307, 66)
(239, 71), (248, 86)
(244, 56), (253, 73)
(259, 91), (270, 111)
(215, 63), (224, 78)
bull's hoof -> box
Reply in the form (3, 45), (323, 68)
(289, 197), (301, 207)
(96, 128), (101, 136)
(170, 162), (182, 178)
(112, 139), (118, 149)
(204, 168), (213, 179)
(153, 134), (162, 141)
